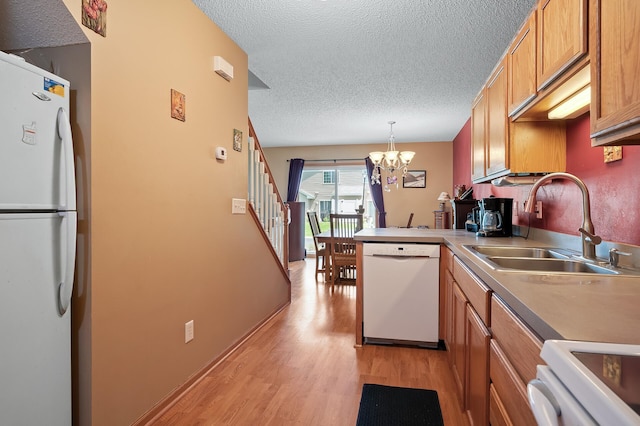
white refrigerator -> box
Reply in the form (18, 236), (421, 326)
(0, 50), (76, 425)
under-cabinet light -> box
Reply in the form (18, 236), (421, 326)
(548, 86), (591, 119)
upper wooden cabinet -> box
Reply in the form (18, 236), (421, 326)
(486, 59), (509, 178)
(507, 0), (589, 121)
(590, 0), (640, 146)
(508, 12), (537, 115)
(471, 90), (487, 182)
(472, 56), (566, 184)
(537, 0), (588, 90)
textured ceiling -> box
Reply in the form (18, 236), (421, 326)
(0, 0), (87, 52)
(195, 0), (537, 147)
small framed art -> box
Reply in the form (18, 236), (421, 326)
(233, 129), (242, 152)
(403, 170), (426, 188)
(170, 89), (185, 122)
(82, 0), (108, 37)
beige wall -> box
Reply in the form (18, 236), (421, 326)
(263, 142), (453, 228)
(38, 1), (290, 425)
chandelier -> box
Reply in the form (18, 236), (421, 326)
(368, 121), (415, 191)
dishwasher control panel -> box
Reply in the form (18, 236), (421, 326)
(363, 243), (440, 258)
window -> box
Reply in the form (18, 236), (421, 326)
(299, 164), (374, 254)
(323, 170), (336, 184)
(319, 201), (332, 222)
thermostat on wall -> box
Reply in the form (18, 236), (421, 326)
(215, 147), (227, 161)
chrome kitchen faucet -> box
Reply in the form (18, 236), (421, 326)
(525, 172), (601, 260)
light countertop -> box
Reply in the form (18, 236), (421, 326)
(355, 228), (640, 345)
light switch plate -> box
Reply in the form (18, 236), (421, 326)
(232, 198), (246, 214)
(185, 320), (194, 343)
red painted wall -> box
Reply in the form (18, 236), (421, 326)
(452, 113), (640, 245)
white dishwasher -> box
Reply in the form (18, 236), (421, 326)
(362, 243), (440, 347)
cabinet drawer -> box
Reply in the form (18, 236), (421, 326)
(441, 245), (454, 272)
(490, 340), (538, 426)
(453, 257), (491, 326)
(490, 295), (543, 383)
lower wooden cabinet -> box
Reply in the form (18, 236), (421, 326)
(440, 253), (543, 426)
(451, 282), (468, 406)
(466, 305), (491, 426)
(439, 246), (454, 341)
(490, 296), (543, 384)
(443, 269), (455, 351)
(443, 253), (492, 424)
(489, 383), (511, 426)
(489, 296), (543, 426)
(490, 340), (538, 426)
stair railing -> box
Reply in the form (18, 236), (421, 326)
(248, 119), (289, 275)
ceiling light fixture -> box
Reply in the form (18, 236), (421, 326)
(369, 121), (415, 191)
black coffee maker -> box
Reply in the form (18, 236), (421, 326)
(476, 197), (513, 237)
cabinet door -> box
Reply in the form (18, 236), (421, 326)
(471, 91), (487, 181)
(466, 305), (491, 426)
(590, 0), (640, 145)
(489, 384), (512, 426)
(537, 0), (588, 90)
(440, 247), (454, 343)
(452, 282), (468, 407)
(508, 11), (537, 115)
(444, 270), (453, 360)
(490, 340), (538, 426)
(486, 58), (508, 177)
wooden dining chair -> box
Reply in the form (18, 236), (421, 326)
(329, 213), (363, 287)
(307, 211), (327, 281)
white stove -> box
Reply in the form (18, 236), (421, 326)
(528, 340), (640, 426)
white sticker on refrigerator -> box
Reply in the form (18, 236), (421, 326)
(44, 77), (65, 97)
(22, 122), (37, 145)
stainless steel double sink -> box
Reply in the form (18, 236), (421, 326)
(463, 245), (626, 275)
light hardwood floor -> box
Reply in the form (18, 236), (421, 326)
(154, 259), (470, 425)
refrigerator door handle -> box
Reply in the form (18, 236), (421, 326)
(57, 108), (76, 211)
(58, 211), (77, 316)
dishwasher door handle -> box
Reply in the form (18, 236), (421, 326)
(369, 254), (433, 259)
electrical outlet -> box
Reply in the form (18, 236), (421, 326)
(536, 201), (543, 219)
(232, 198), (246, 214)
(185, 320), (194, 343)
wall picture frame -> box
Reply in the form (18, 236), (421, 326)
(403, 170), (426, 188)
(81, 0), (108, 37)
(233, 129), (242, 152)
(170, 89), (185, 122)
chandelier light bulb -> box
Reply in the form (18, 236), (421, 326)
(369, 151), (384, 165)
(399, 151), (415, 164)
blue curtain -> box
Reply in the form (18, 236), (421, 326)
(365, 157), (387, 228)
(286, 158), (305, 202)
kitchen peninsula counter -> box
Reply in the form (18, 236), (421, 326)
(354, 228), (640, 345)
